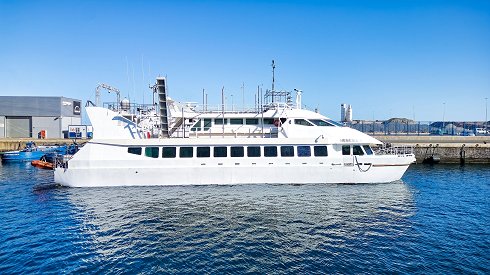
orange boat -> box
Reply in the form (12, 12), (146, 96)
(31, 160), (54, 170)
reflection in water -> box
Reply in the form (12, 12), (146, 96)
(64, 182), (415, 272)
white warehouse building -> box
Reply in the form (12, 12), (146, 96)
(0, 96), (82, 138)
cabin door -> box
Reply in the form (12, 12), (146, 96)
(341, 145), (355, 182)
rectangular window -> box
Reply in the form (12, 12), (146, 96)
(247, 146), (261, 157)
(297, 146), (311, 157)
(263, 118), (274, 125)
(145, 147), (159, 158)
(128, 147), (142, 155)
(197, 147), (210, 158)
(230, 118), (243, 125)
(245, 118), (259, 125)
(280, 146), (294, 157)
(162, 147), (176, 158)
(314, 146), (328, 156)
(214, 146), (227, 157)
(264, 146), (277, 157)
(363, 145), (373, 155)
(191, 120), (201, 131)
(214, 118), (227, 125)
(180, 147), (193, 158)
(231, 146), (244, 157)
(203, 119), (212, 131)
(353, 145), (364, 156)
(342, 145), (351, 156)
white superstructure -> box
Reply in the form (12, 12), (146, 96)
(54, 79), (415, 187)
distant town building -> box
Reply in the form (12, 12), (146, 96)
(0, 96), (82, 138)
(341, 103), (352, 122)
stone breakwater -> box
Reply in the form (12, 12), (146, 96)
(374, 136), (490, 164)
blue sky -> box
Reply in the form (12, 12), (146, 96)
(0, 0), (489, 122)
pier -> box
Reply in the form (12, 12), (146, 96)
(1, 136), (489, 164)
(0, 138), (87, 153)
(375, 136), (490, 164)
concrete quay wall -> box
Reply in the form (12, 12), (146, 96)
(374, 136), (490, 164)
(0, 138), (87, 152)
(2, 136), (489, 164)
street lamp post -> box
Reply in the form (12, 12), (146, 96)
(442, 102), (446, 135)
(485, 97), (488, 134)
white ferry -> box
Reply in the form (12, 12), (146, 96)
(54, 77), (415, 187)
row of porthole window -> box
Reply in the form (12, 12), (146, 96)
(128, 145), (329, 159)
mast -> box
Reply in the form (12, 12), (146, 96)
(271, 60), (275, 103)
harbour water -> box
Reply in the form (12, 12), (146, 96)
(0, 163), (488, 274)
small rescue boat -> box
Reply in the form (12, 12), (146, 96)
(31, 159), (54, 170)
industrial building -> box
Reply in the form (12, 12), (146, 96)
(0, 96), (82, 138)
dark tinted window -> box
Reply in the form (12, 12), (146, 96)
(263, 118), (274, 125)
(264, 146), (277, 157)
(245, 118), (259, 125)
(231, 146), (244, 157)
(128, 147), (142, 155)
(353, 145), (364, 155)
(145, 147), (159, 158)
(162, 147), (176, 158)
(247, 146), (261, 157)
(180, 147), (193, 158)
(230, 118), (243, 125)
(203, 119), (212, 131)
(294, 119), (313, 126)
(191, 120), (201, 131)
(363, 145), (373, 155)
(214, 118), (227, 125)
(297, 146), (311, 157)
(280, 146), (294, 157)
(214, 146), (227, 157)
(342, 145), (351, 156)
(314, 146), (328, 156)
(197, 147), (210, 158)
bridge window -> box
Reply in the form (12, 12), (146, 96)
(297, 146), (311, 157)
(342, 145), (351, 155)
(128, 147), (142, 155)
(263, 118), (274, 125)
(197, 147), (210, 158)
(162, 147), (176, 158)
(180, 147), (193, 158)
(363, 145), (373, 155)
(191, 120), (202, 131)
(231, 146), (244, 157)
(246, 118), (259, 125)
(294, 119), (313, 126)
(280, 146), (294, 157)
(145, 147), (159, 158)
(314, 146), (328, 156)
(203, 119), (212, 131)
(264, 146), (277, 157)
(214, 118), (227, 125)
(214, 146), (227, 157)
(310, 119), (335, 127)
(247, 146), (261, 157)
(353, 145), (364, 155)
(230, 118), (243, 125)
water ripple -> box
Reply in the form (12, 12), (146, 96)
(0, 163), (489, 273)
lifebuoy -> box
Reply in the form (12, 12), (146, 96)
(273, 119), (281, 127)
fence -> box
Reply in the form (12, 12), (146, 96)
(344, 121), (490, 136)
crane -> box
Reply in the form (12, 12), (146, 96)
(95, 83), (121, 110)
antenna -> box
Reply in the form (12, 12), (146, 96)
(271, 60), (275, 103)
